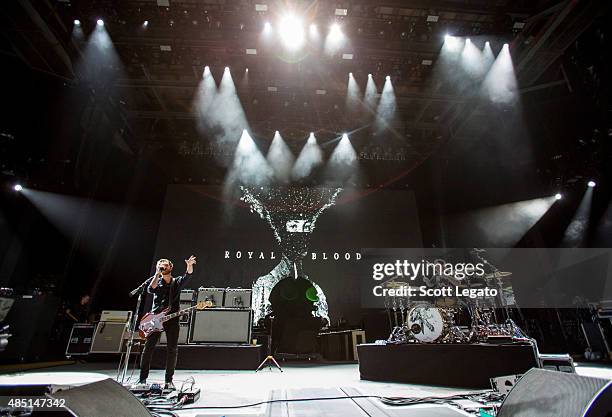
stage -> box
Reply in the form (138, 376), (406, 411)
(1, 361), (611, 416)
(151, 344), (265, 370)
(357, 342), (540, 388)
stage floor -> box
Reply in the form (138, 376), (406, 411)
(1, 361), (611, 416)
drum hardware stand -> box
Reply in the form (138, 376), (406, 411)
(256, 316), (283, 372)
(384, 296), (394, 333)
(118, 276), (153, 384)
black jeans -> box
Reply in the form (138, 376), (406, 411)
(139, 318), (179, 383)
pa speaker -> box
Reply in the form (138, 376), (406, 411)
(497, 368), (612, 417)
(50, 378), (151, 417)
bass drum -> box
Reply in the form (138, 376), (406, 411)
(406, 305), (447, 343)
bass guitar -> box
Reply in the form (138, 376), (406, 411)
(139, 300), (212, 338)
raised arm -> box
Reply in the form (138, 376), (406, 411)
(177, 255), (197, 287)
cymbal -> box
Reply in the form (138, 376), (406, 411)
(484, 271), (513, 279)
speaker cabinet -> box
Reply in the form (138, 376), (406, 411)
(66, 324), (96, 356)
(49, 378), (152, 417)
(160, 323), (190, 345)
(1, 294), (59, 363)
(497, 368), (612, 417)
(190, 308), (252, 343)
(90, 322), (127, 353)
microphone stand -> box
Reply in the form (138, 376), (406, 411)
(117, 276), (153, 385)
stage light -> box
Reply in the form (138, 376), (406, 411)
(96, 19), (104, 26)
(74, 19), (81, 26)
(588, 180), (596, 188)
(444, 34), (451, 41)
(13, 184), (23, 192)
(263, 22), (271, 32)
(245, 68), (249, 72)
(483, 41), (517, 104)
(503, 43), (509, 48)
(555, 193), (563, 200)
(385, 75), (390, 81)
(367, 73), (372, 78)
(310, 23), (317, 33)
(224, 66), (229, 72)
(143, 20), (149, 27)
(329, 23), (343, 41)
(485, 41), (490, 45)
(279, 14), (304, 49)
(466, 38), (471, 44)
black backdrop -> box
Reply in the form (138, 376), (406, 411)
(152, 185), (422, 324)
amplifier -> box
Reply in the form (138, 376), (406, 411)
(90, 321), (128, 353)
(65, 324), (96, 356)
(190, 308), (252, 344)
(196, 287), (225, 308)
(180, 289), (195, 302)
(100, 310), (132, 323)
(160, 323), (190, 345)
(223, 288), (252, 309)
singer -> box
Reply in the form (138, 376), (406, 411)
(139, 255), (197, 389)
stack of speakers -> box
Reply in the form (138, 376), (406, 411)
(161, 288), (253, 345)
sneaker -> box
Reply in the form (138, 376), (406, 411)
(164, 381), (175, 390)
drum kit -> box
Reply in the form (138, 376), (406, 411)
(385, 249), (528, 345)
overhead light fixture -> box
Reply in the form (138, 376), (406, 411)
(279, 14), (304, 49)
(13, 184), (23, 192)
(157, 0), (170, 6)
(315, 89), (327, 95)
(263, 21), (272, 32)
(255, 4), (268, 12)
(246, 48), (257, 55)
(267, 86), (278, 92)
(342, 53), (353, 60)
(73, 19), (81, 26)
(160, 45), (172, 51)
(96, 19), (104, 26)
(421, 59), (433, 66)
(555, 193), (563, 200)
(335, 8), (348, 16)
(329, 23), (343, 42)
(426, 15), (439, 22)
(513, 22), (525, 29)
(588, 180), (596, 188)
(143, 20), (149, 27)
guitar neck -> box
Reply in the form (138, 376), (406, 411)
(163, 305), (196, 322)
